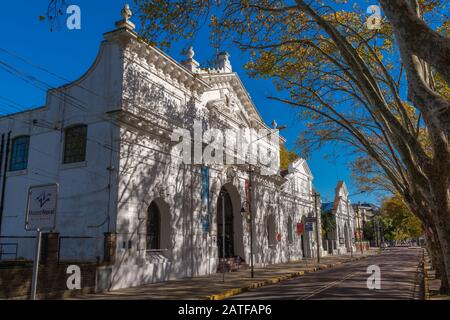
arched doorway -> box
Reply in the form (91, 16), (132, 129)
(216, 184), (244, 261)
(267, 214), (276, 248)
(145, 199), (171, 252)
(217, 187), (234, 258)
(147, 202), (161, 250)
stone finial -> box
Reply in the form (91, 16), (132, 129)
(115, 4), (135, 30)
(182, 46), (199, 73)
(187, 46), (195, 59)
(121, 4), (132, 21)
(271, 120), (278, 129)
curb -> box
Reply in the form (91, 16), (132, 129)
(205, 253), (375, 300)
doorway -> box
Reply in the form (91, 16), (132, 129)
(217, 187), (234, 259)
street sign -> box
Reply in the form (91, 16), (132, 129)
(305, 222), (314, 232)
(25, 184), (58, 231)
(304, 217), (317, 223)
(25, 183), (58, 300)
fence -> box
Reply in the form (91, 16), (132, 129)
(0, 234), (107, 263)
(0, 236), (36, 261)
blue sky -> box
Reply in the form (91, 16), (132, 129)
(0, 1), (383, 205)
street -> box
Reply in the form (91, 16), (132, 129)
(229, 247), (424, 300)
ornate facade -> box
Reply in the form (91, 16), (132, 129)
(0, 7), (323, 291)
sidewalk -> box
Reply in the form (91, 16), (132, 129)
(75, 249), (379, 300)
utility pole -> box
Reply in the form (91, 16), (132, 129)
(345, 198), (353, 258)
(356, 202), (363, 255)
(248, 165), (254, 278)
(313, 191), (320, 264)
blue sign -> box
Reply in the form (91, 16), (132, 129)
(201, 167), (209, 206)
(201, 216), (210, 233)
(305, 222), (314, 232)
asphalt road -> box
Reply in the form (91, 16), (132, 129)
(229, 247), (424, 300)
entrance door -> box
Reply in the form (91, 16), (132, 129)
(217, 187), (234, 258)
(301, 235), (306, 258)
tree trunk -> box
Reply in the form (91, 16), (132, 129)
(426, 229), (449, 294)
(431, 204), (450, 294)
(426, 233), (440, 275)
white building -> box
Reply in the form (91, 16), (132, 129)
(0, 6), (320, 291)
(353, 202), (377, 242)
(321, 181), (356, 255)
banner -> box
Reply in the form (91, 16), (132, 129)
(201, 166), (209, 207)
(296, 222), (304, 235)
(245, 179), (250, 212)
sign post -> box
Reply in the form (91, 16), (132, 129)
(30, 228), (42, 300)
(25, 183), (58, 300)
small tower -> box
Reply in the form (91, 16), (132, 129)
(181, 46), (200, 73)
(216, 51), (232, 73)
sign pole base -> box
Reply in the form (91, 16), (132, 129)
(30, 228), (42, 300)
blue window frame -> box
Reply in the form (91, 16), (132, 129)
(9, 136), (30, 171)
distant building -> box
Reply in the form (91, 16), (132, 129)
(352, 203), (378, 241)
(321, 181), (356, 255)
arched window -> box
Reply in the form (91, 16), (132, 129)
(147, 202), (161, 250)
(9, 136), (30, 171)
(63, 125), (87, 164)
(267, 214), (276, 247)
(287, 216), (293, 244)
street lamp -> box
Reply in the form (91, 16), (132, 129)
(312, 191), (321, 264)
(240, 203), (253, 278)
(241, 123), (286, 278)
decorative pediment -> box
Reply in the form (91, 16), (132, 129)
(206, 96), (253, 129)
(201, 72), (269, 131)
(288, 158), (313, 179)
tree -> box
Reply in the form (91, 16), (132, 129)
(321, 210), (336, 238)
(41, 0), (69, 31)
(134, 0), (450, 292)
(279, 144), (299, 170)
(381, 194), (424, 241)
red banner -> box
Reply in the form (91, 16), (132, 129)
(296, 222), (304, 235)
(245, 179), (250, 212)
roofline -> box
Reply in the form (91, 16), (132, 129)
(104, 28), (211, 89)
(0, 106), (46, 120)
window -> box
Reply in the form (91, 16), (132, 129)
(267, 214), (276, 247)
(9, 136), (30, 171)
(63, 125), (87, 164)
(147, 202), (161, 250)
(287, 216), (293, 244)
